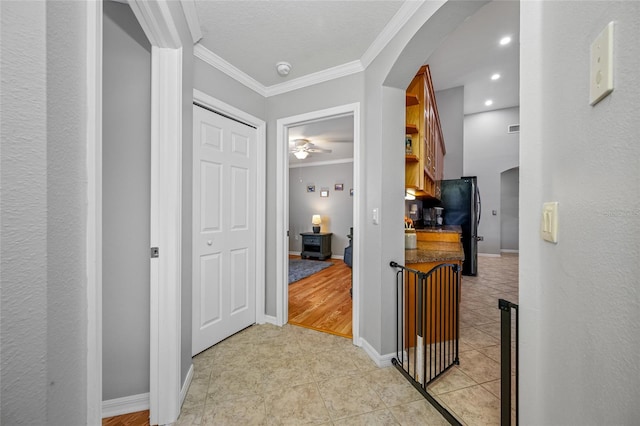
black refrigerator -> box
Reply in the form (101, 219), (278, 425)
(439, 177), (481, 276)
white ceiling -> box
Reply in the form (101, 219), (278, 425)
(191, 0), (520, 154)
(194, 1), (405, 87)
(427, 0), (520, 115)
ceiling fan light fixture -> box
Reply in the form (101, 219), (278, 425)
(293, 150), (308, 160)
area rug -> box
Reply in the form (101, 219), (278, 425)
(288, 259), (333, 284)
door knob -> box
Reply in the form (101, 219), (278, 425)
(207, 240), (213, 246)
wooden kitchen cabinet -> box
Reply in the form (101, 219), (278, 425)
(405, 65), (446, 199)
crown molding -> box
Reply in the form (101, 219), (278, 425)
(360, 1), (425, 68)
(193, 1), (424, 98)
(180, 0), (202, 44)
(129, 0), (181, 48)
(265, 60), (364, 97)
(194, 44), (268, 97)
(288, 158), (354, 169)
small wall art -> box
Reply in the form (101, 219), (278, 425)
(334, 183), (344, 191)
(307, 185), (315, 193)
(320, 188), (329, 198)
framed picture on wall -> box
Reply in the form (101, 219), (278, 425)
(307, 185), (315, 193)
(320, 189), (329, 198)
(334, 183), (344, 191)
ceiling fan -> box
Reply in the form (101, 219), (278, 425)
(289, 138), (332, 160)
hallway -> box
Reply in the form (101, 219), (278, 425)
(172, 255), (518, 425)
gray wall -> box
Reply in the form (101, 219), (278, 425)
(289, 163), (354, 255)
(499, 167), (519, 251)
(103, 1), (151, 400)
(435, 86), (464, 179)
(463, 107), (519, 254)
(1, 1), (89, 424)
(520, 1), (640, 422)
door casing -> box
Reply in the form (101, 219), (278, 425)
(275, 103), (361, 345)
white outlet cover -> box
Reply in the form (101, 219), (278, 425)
(589, 21), (614, 106)
(541, 202), (559, 244)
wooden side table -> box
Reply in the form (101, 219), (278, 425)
(300, 232), (332, 260)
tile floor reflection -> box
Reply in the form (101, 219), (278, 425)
(177, 254), (518, 425)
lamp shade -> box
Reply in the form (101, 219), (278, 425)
(293, 151), (308, 160)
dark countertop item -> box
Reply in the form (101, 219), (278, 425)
(405, 240), (465, 264)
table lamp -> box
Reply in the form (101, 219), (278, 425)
(312, 215), (322, 233)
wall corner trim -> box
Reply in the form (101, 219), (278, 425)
(359, 338), (395, 368)
(180, 364), (194, 406)
(102, 393), (150, 419)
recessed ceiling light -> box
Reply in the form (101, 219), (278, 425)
(491, 73), (501, 81)
(485, 99), (493, 106)
(499, 36), (512, 46)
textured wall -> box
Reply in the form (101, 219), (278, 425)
(435, 86), (464, 180)
(1, 1), (89, 424)
(520, 1), (640, 422)
(1, 2), (49, 424)
(288, 162), (354, 254)
(102, 1), (151, 400)
(463, 107), (520, 254)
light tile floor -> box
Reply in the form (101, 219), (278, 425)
(177, 254), (518, 425)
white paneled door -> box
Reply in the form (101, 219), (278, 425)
(192, 104), (257, 355)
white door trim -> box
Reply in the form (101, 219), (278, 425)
(275, 103), (361, 345)
(193, 89), (267, 325)
(148, 46), (184, 425)
(86, 1), (103, 424)
(128, 2), (184, 424)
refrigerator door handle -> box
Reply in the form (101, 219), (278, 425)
(476, 185), (482, 226)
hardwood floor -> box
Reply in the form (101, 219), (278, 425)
(288, 255), (353, 338)
(102, 410), (149, 426)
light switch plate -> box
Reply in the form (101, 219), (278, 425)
(589, 21), (614, 106)
(541, 202), (559, 243)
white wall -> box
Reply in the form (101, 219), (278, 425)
(464, 107), (519, 254)
(435, 86), (464, 179)
(102, 1), (151, 400)
(289, 162), (354, 255)
(520, 1), (640, 422)
(500, 167), (519, 251)
(1, 1), (89, 423)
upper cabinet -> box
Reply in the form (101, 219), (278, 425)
(405, 65), (446, 199)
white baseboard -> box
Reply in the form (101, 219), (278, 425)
(331, 254), (344, 260)
(358, 337), (395, 368)
(288, 251), (301, 256)
(102, 365), (193, 418)
(500, 249), (519, 254)
(180, 364), (194, 407)
(102, 392), (149, 418)
(478, 253), (501, 258)
(263, 315), (278, 326)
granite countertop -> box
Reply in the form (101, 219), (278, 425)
(415, 225), (462, 234)
(405, 240), (465, 264)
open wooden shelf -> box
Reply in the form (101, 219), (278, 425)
(406, 93), (419, 107)
(405, 124), (418, 134)
(405, 154), (419, 163)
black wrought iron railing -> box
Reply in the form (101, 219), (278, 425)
(390, 261), (461, 425)
(499, 298), (519, 426)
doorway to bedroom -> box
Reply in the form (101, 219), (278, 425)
(286, 114), (355, 338)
